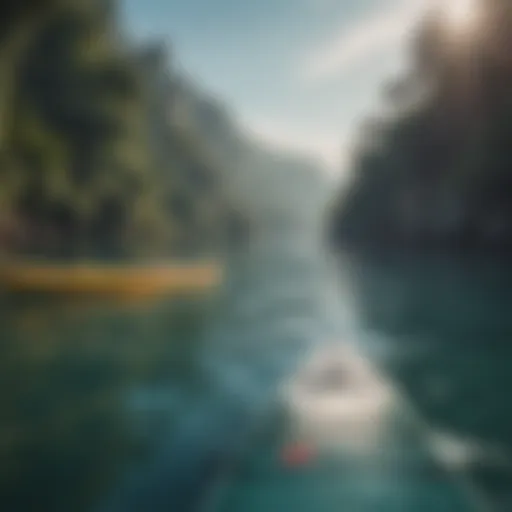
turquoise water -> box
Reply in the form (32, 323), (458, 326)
(1, 239), (512, 511)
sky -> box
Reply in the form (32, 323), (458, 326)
(120, 0), (431, 175)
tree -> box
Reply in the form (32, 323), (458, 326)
(330, 0), (512, 251)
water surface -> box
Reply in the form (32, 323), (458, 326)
(1, 242), (512, 511)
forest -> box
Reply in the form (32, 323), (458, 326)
(0, 0), (247, 260)
(330, 0), (512, 252)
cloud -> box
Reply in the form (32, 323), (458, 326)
(301, 0), (427, 82)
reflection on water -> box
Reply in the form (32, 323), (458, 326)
(344, 253), (512, 444)
(340, 252), (512, 510)
(0, 295), (211, 512)
(2, 245), (512, 511)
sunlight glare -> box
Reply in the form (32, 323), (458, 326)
(443, 0), (480, 32)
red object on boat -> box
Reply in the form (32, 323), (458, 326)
(280, 442), (316, 467)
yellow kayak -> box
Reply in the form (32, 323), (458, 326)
(0, 260), (223, 298)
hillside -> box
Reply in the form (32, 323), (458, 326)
(0, 0), (249, 260)
(0, 0), (332, 261)
(329, 0), (512, 253)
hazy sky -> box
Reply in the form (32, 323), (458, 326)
(121, 0), (430, 174)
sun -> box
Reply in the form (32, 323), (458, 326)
(443, 0), (480, 31)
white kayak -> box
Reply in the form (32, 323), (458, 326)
(280, 342), (395, 453)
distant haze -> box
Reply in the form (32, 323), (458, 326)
(121, 0), (428, 176)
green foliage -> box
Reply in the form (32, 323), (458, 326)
(0, 0), (244, 260)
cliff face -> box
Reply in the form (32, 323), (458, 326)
(329, 0), (512, 253)
(136, 40), (332, 243)
(134, 41), (257, 254)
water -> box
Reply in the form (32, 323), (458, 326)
(1, 237), (512, 511)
